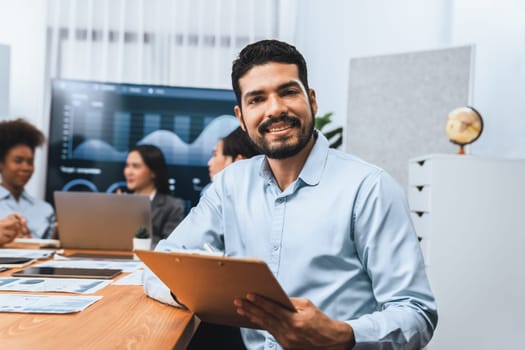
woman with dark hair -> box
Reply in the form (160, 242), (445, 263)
(208, 127), (261, 181)
(0, 118), (55, 238)
(124, 144), (184, 247)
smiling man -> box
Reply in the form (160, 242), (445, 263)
(144, 40), (437, 350)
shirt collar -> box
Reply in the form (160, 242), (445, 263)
(298, 131), (328, 186)
(0, 185), (9, 199)
(0, 184), (34, 203)
(259, 130), (328, 188)
(149, 190), (157, 201)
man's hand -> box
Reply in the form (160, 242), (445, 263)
(234, 294), (355, 350)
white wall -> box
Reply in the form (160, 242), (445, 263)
(0, 0), (48, 197)
(450, 0), (525, 158)
(0, 43), (9, 116)
(294, 0), (452, 148)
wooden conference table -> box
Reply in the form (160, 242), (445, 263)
(0, 249), (200, 350)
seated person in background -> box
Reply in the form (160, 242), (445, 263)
(124, 144), (185, 247)
(201, 126), (262, 197)
(208, 126), (262, 181)
(144, 39), (437, 350)
(0, 213), (29, 246)
(0, 118), (56, 238)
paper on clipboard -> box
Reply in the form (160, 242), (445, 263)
(136, 249), (296, 329)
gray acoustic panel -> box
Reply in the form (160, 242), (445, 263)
(0, 43), (9, 117)
(346, 46), (473, 187)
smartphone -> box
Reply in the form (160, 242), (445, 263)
(67, 252), (134, 260)
(0, 257), (34, 264)
(12, 267), (122, 279)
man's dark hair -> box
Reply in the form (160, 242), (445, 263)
(231, 39), (309, 107)
(221, 127), (261, 160)
(0, 118), (46, 162)
(129, 144), (170, 194)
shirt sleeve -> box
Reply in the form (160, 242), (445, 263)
(143, 181), (225, 304)
(347, 170), (438, 349)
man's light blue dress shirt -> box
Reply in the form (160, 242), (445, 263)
(144, 133), (437, 349)
(0, 185), (56, 238)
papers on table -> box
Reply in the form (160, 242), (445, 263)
(0, 249), (55, 260)
(0, 294), (101, 314)
(0, 277), (111, 294)
(0, 251), (147, 314)
(112, 269), (143, 286)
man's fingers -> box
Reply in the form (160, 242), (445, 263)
(246, 293), (293, 317)
(234, 297), (281, 330)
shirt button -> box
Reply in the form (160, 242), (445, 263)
(268, 343), (274, 348)
(272, 245), (279, 251)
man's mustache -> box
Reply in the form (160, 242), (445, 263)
(258, 115), (300, 134)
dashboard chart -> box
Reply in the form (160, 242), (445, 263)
(46, 79), (238, 208)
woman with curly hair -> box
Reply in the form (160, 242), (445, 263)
(0, 118), (56, 238)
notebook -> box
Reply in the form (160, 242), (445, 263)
(54, 191), (152, 251)
(136, 249), (296, 328)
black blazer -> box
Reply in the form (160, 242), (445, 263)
(150, 193), (185, 247)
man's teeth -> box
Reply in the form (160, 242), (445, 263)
(268, 125), (291, 132)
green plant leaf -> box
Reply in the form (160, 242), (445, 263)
(315, 112), (343, 149)
(314, 112), (333, 131)
(135, 226), (150, 238)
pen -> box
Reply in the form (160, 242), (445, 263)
(203, 242), (218, 253)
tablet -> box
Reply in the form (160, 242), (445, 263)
(12, 267), (122, 279)
(136, 250), (296, 329)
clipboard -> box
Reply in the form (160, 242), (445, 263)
(136, 250), (296, 328)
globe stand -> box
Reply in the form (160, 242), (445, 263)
(457, 145), (465, 155)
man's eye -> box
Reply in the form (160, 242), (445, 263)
(249, 96), (263, 104)
(283, 89), (298, 96)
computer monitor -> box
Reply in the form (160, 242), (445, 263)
(45, 79), (239, 210)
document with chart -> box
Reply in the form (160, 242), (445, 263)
(0, 294), (102, 314)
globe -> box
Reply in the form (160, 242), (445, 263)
(445, 106), (483, 154)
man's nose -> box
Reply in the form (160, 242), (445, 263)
(266, 94), (288, 118)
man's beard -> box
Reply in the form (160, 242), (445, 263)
(246, 108), (315, 160)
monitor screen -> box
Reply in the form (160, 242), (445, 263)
(45, 79), (239, 210)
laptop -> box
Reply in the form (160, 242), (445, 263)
(136, 249), (296, 328)
(54, 191), (152, 251)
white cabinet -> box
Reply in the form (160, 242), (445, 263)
(408, 154), (525, 350)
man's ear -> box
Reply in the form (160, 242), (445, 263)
(309, 88), (318, 116)
(234, 106), (246, 131)
(234, 154), (245, 162)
